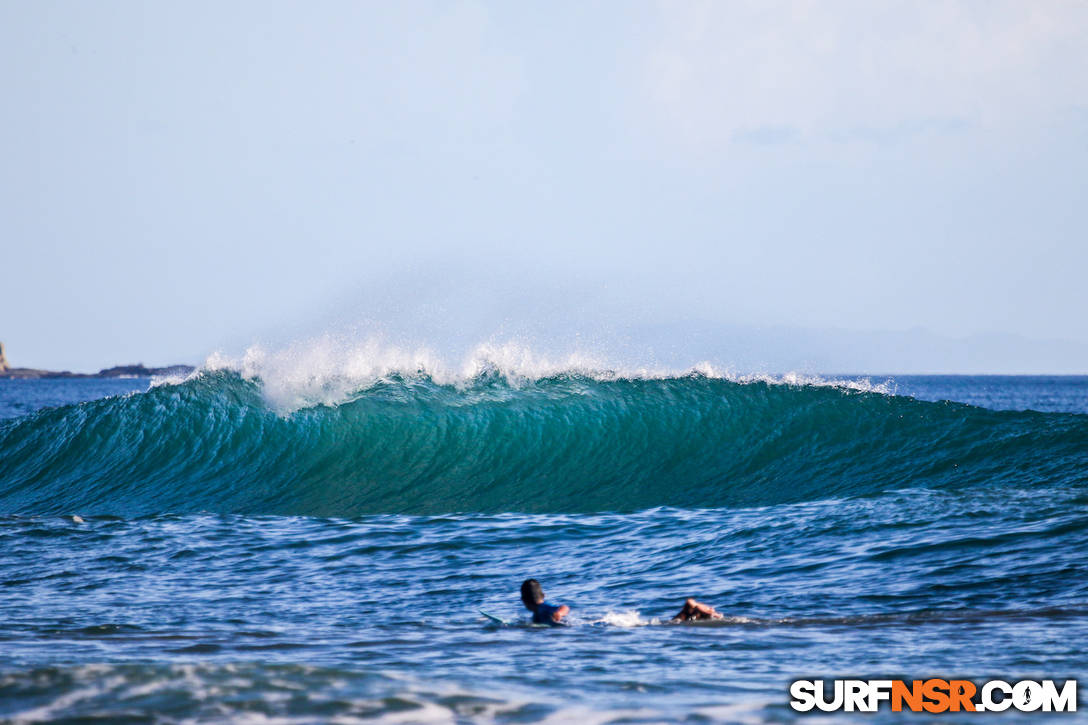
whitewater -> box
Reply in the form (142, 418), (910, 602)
(1, 344), (1086, 722)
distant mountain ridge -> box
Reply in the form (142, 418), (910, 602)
(0, 341), (194, 379)
(1, 363), (195, 380)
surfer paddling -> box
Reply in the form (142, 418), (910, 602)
(520, 579), (721, 625)
(520, 579), (570, 625)
(670, 597), (724, 622)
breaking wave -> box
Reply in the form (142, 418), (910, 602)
(1, 346), (1085, 517)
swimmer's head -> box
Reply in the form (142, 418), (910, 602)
(520, 579), (544, 610)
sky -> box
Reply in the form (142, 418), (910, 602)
(2, 1), (1087, 373)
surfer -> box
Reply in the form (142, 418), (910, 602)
(671, 597), (724, 622)
(520, 579), (570, 625)
(520, 579), (719, 625)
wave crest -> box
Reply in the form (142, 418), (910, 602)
(170, 337), (896, 414)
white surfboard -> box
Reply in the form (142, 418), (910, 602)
(479, 610), (508, 625)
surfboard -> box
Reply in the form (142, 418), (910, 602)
(479, 610), (508, 625)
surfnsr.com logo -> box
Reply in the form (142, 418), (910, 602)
(789, 679), (1077, 713)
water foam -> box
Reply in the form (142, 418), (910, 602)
(594, 610), (653, 627)
(180, 335), (896, 414)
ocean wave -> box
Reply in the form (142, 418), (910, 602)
(2, 350), (1086, 517)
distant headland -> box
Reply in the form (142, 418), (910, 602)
(0, 342), (194, 380)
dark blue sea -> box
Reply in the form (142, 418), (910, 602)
(1, 368), (1085, 723)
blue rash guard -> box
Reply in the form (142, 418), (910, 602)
(532, 601), (563, 625)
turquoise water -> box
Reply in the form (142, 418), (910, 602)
(0, 372), (1085, 722)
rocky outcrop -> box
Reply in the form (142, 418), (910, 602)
(94, 364), (195, 378)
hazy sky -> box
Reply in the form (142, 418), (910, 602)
(2, 1), (1087, 372)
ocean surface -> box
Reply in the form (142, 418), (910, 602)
(0, 366), (1085, 723)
